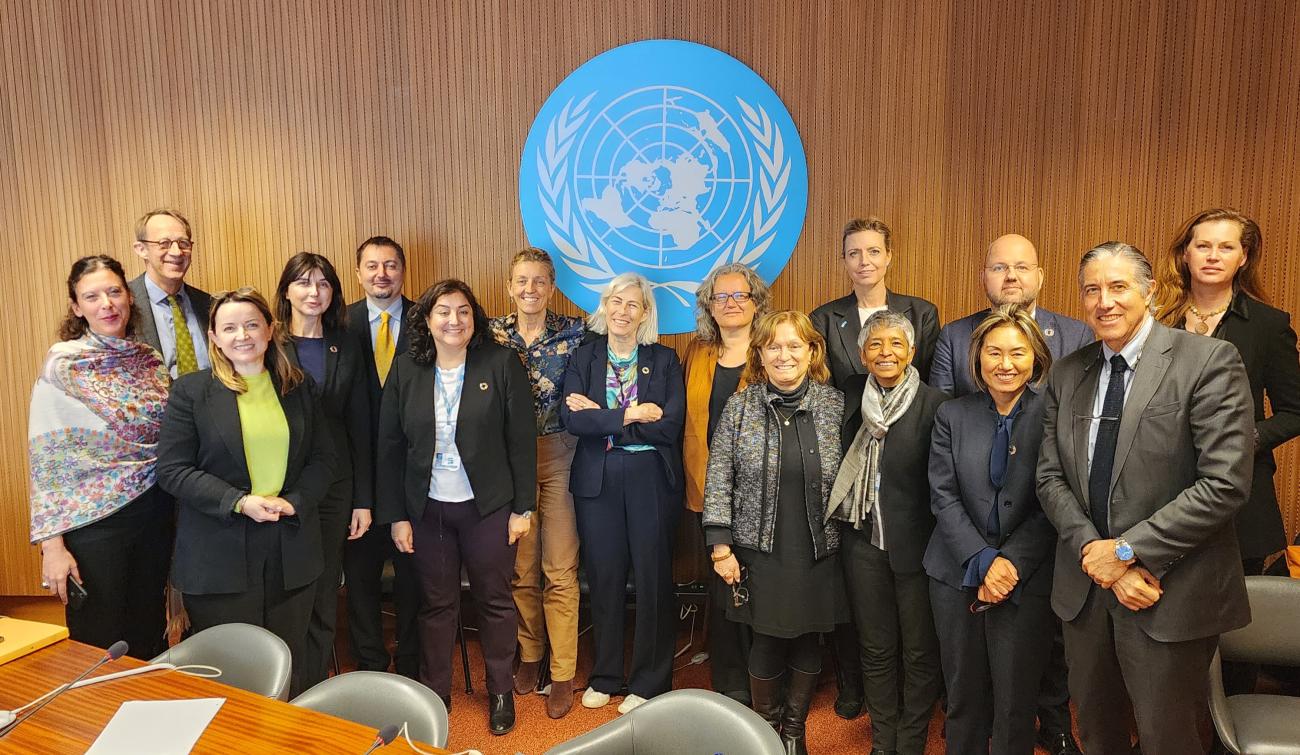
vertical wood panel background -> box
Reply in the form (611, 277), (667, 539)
(2, 0), (1297, 594)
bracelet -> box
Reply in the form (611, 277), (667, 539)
(710, 549), (733, 562)
(233, 495), (248, 514)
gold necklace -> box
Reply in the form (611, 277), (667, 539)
(773, 404), (798, 426)
(1188, 302), (1229, 334)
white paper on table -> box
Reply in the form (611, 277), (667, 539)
(85, 697), (226, 755)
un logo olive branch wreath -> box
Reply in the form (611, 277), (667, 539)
(535, 91), (792, 306)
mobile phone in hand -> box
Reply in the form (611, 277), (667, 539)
(67, 575), (88, 610)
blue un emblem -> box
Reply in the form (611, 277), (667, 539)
(519, 40), (809, 333)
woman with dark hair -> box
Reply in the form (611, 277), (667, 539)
(925, 304), (1058, 755)
(157, 287), (334, 656)
(704, 310), (846, 755)
(1153, 208), (1300, 574)
(274, 252), (373, 691)
(29, 255), (172, 659)
(377, 279), (536, 735)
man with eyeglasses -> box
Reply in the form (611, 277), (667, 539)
(128, 209), (213, 378)
(929, 233), (1090, 755)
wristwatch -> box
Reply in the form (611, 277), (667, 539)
(1114, 537), (1135, 563)
(519, 511), (533, 520)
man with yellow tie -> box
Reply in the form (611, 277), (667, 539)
(344, 235), (422, 678)
(128, 209), (213, 378)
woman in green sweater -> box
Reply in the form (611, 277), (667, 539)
(158, 288), (333, 659)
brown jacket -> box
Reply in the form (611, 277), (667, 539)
(682, 339), (749, 512)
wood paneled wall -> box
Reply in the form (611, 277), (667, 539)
(3, 0), (1298, 594)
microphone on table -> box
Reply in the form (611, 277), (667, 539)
(361, 723), (401, 754)
(0, 640), (129, 739)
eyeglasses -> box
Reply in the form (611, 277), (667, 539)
(984, 263), (1038, 276)
(711, 292), (753, 305)
(139, 238), (194, 252)
(730, 566), (750, 608)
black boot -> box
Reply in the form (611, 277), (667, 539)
(488, 692), (515, 735)
(832, 626), (864, 719)
(749, 672), (784, 732)
(781, 668), (819, 755)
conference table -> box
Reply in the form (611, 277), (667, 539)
(0, 639), (449, 753)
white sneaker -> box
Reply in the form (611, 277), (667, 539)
(617, 694), (647, 714)
(581, 687), (611, 708)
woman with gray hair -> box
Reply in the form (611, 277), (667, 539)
(560, 272), (685, 713)
(681, 262), (771, 705)
(828, 309), (948, 755)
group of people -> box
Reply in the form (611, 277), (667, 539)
(28, 206), (1299, 754)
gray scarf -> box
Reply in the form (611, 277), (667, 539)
(825, 365), (920, 528)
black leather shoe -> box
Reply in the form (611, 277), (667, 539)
(833, 665), (864, 720)
(1036, 731), (1083, 755)
(489, 692), (515, 735)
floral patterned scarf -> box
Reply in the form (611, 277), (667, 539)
(28, 333), (169, 541)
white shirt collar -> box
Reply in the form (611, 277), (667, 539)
(1100, 311), (1154, 369)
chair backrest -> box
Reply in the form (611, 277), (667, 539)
(150, 623), (292, 701)
(289, 671), (449, 748)
(543, 689), (784, 755)
(1219, 576), (1300, 667)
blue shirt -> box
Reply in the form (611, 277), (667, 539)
(365, 297), (404, 349)
(143, 275), (210, 378)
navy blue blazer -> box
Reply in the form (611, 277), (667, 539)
(924, 388), (1056, 600)
(931, 307), (1092, 397)
(559, 337), (685, 498)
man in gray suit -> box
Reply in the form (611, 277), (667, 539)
(127, 208), (212, 378)
(1036, 241), (1253, 755)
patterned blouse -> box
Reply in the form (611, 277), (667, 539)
(489, 310), (586, 435)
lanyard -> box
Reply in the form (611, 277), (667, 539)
(435, 365), (466, 432)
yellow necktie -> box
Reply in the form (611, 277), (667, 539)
(375, 311), (395, 385)
(169, 294), (199, 376)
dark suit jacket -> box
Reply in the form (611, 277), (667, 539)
(931, 306), (1093, 397)
(157, 370), (334, 595)
(1036, 320), (1254, 641)
(840, 376), (949, 574)
(811, 291), (940, 388)
(1198, 293), (1300, 559)
(559, 337), (685, 498)
(345, 297), (413, 500)
(924, 389), (1056, 601)
(128, 274), (213, 359)
(375, 341), (537, 523)
(284, 327), (373, 514)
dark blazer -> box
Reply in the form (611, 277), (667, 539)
(840, 376), (949, 573)
(157, 370), (334, 595)
(375, 341), (537, 523)
(128, 274), (213, 355)
(1198, 292), (1300, 559)
(811, 291), (940, 388)
(1036, 321), (1254, 641)
(925, 389), (1056, 600)
(284, 327), (373, 513)
(345, 297), (413, 497)
(559, 337), (685, 498)
(931, 307), (1093, 398)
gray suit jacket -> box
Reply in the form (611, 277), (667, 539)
(1035, 319), (1254, 642)
(128, 273), (212, 356)
(931, 306), (1093, 397)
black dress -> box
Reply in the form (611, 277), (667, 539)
(727, 407), (848, 637)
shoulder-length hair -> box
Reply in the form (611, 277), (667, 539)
(59, 255), (141, 341)
(966, 303), (1052, 393)
(692, 263), (772, 343)
(587, 272), (659, 345)
(207, 287), (304, 395)
(743, 310), (831, 386)
(274, 252), (347, 333)
(406, 279), (491, 365)
(1153, 207), (1267, 326)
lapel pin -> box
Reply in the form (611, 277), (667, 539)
(329, 345), (338, 353)
(479, 382), (488, 391)
(641, 367), (650, 375)
(840, 320), (847, 328)
(1009, 444), (1017, 455)
(1044, 328), (1055, 337)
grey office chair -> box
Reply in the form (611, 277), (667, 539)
(542, 688), (784, 755)
(150, 622), (293, 701)
(1209, 576), (1300, 755)
(290, 670), (449, 748)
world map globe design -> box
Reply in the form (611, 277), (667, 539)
(574, 86), (754, 269)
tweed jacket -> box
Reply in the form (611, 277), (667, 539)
(702, 380), (844, 559)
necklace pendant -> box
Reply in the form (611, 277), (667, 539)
(783, 419), (790, 426)
(1195, 322), (1209, 335)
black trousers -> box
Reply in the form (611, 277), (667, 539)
(61, 487), (173, 661)
(297, 485), (350, 692)
(695, 513), (753, 696)
(1063, 586), (1217, 755)
(574, 451), (680, 698)
(1035, 617), (1073, 736)
(930, 579), (1055, 755)
(841, 529), (940, 755)
(343, 521), (421, 675)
